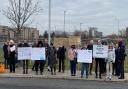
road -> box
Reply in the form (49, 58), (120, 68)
(0, 78), (127, 89)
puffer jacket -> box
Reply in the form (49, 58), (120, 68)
(108, 49), (115, 63)
(68, 49), (75, 61)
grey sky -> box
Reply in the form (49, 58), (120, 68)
(0, 0), (128, 36)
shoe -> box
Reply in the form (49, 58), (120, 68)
(51, 72), (53, 75)
(95, 76), (98, 79)
(40, 72), (43, 75)
(109, 78), (112, 80)
(118, 77), (124, 79)
(54, 73), (56, 75)
(71, 74), (74, 76)
(36, 71), (38, 75)
(99, 76), (102, 79)
(81, 76), (83, 78)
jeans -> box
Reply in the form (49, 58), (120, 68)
(106, 62), (112, 79)
(81, 63), (89, 78)
(70, 60), (76, 76)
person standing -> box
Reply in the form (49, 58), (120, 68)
(81, 44), (89, 79)
(49, 43), (57, 75)
(3, 40), (10, 69)
(115, 44), (120, 76)
(68, 45), (77, 76)
(95, 40), (103, 79)
(22, 40), (30, 74)
(87, 40), (94, 75)
(57, 44), (66, 73)
(118, 40), (126, 79)
(35, 41), (46, 75)
(9, 40), (16, 73)
(32, 40), (38, 71)
(106, 44), (115, 80)
(43, 39), (51, 72)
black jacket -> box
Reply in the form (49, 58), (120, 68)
(57, 46), (66, 59)
(3, 44), (9, 59)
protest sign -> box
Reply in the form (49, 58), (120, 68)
(18, 47), (31, 60)
(93, 45), (108, 58)
(31, 48), (46, 60)
(77, 50), (92, 63)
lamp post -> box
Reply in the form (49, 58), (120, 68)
(80, 23), (83, 32)
(48, 0), (51, 45)
(64, 11), (66, 37)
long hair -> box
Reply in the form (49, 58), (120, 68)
(37, 41), (43, 47)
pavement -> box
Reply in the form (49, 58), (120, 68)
(0, 68), (128, 82)
(0, 78), (128, 89)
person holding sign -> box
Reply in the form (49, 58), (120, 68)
(106, 44), (115, 80)
(9, 40), (16, 73)
(35, 41), (46, 75)
(94, 40), (104, 79)
(68, 45), (77, 76)
(22, 40), (30, 74)
(81, 44), (89, 79)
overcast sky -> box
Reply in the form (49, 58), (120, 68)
(0, 0), (128, 36)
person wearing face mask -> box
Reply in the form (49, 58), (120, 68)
(106, 44), (115, 80)
(57, 44), (66, 73)
(9, 40), (16, 73)
(22, 40), (30, 74)
(68, 45), (77, 76)
(87, 40), (94, 75)
(81, 44), (89, 79)
(35, 41), (46, 75)
(95, 40), (103, 79)
(3, 40), (10, 69)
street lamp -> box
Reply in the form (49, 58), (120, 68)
(64, 11), (66, 36)
(48, 0), (51, 45)
(115, 17), (120, 37)
(80, 23), (83, 32)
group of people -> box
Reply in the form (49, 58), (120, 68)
(68, 39), (126, 80)
(3, 39), (66, 75)
(3, 39), (126, 80)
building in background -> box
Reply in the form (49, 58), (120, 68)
(89, 27), (102, 38)
(0, 25), (39, 41)
(21, 27), (39, 40)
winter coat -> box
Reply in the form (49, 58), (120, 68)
(9, 44), (16, 61)
(68, 49), (75, 61)
(49, 47), (57, 67)
(57, 46), (66, 59)
(108, 49), (115, 63)
(3, 44), (9, 59)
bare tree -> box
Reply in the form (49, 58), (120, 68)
(2, 0), (42, 40)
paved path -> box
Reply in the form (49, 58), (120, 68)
(0, 78), (128, 89)
(0, 68), (128, 82)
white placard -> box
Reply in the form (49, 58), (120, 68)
(93, 45), (108, 58)
(18, 47), (31, 60)
(77, 50), (92, 63)
(10, 46), (16, 52)
(31, 48), (46, 60)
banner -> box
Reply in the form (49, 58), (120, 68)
(77, 50), (92, 63)
(93, 45), (108, 58)
(18, 47), (46, 60)
(18, 47), (31, 60)
(31, 48), (46, 60)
